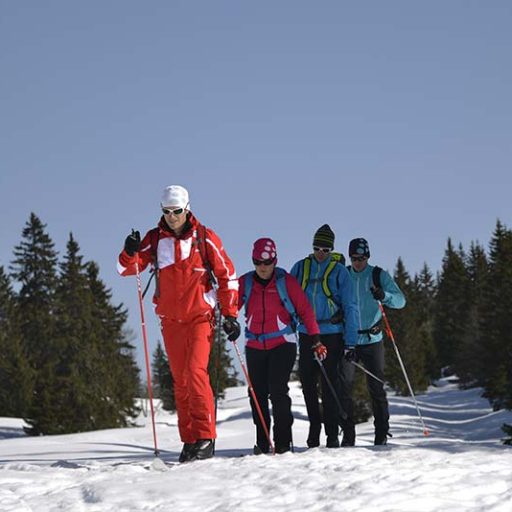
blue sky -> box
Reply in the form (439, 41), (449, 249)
(1, 1), (511, 370)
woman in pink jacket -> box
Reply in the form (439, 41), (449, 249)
(238, 238), (326, 454)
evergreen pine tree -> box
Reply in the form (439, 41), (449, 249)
(432, 239), (471, 375)
(10, 213), (58, 361)
(0, 266), (32, 417)
(416, 263), (436, 319)
(9, 213), (60, 435)
(479, 221), (512, 409)
(50, 233), (99, 432)
(455, 242), (489, 387)
(85, 261), (141, 427)
(152, 341), (175, 411)
(415, 263), (438, 380)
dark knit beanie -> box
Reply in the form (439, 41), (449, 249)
(349, 238), (370, 258)
(313, 224), (335, 249)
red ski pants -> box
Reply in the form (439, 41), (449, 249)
(161, 318), (216, 443)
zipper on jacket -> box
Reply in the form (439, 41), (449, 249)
(356, 275), (363, 331)
(261, 286), (267, 350)
(312, 261), (321, 318)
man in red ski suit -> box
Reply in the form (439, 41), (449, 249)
(118, 185), (240, 462)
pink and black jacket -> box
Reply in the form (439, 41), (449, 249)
(238, 269), (319, 351)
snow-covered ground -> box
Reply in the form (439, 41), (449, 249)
(1, 378), (511, 511)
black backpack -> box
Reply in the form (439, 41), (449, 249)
(347, 264), (382, 289)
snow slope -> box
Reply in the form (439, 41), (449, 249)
(1, 378), (511, 512)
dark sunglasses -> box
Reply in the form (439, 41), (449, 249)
(162, 207), (185, 216)
(313, 246), (331, 254)
(350, 255), (367, 262)
(253, 258), (276, 266)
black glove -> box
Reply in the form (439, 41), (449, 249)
(124, 230), (141, 256)
(343, 347), (356, 362)
(371, 286), (385, 302)
(223, 316), (241, 341)
(330, 309), (344, 324)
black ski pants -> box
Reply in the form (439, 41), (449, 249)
(339, 340), (389, 436)
(245, 342), (296, 450)
(299, 333), (343, 439)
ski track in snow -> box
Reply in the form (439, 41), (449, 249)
(1, 380), (511, 512)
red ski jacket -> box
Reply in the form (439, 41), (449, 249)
(238, 271), (319, 350)
(118, 213), (238, 323)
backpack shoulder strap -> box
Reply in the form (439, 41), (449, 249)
(372, 266), (382, 289)
(301, 253), (345, 303)
(196, 224), (217, 287)
(242, 271), (255, 314)
(322, 255), (346, 304)
(143, 227), (161, 299)
(322, 260), (339, 300)
(330, 251), (346, 265)
(148, 227), (160, 267)
(300, 256), (312, 290)
(275, 268), (300, 328)
(345, 264), (381, 288)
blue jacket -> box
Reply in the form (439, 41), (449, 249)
(348, 263), (406, 345)
(290, 255), (359, 346)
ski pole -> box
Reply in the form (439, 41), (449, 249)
(211, 303), (223, 456)
(231, 340), (275, 455)
(350, 360), (386, 385)
(213, 303), (222, 425)
(377, 301), (429, 436)
(134, 254), (160, 456)
(314, 354), (347, 421)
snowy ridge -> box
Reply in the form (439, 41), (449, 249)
(0, 379), (511, 511)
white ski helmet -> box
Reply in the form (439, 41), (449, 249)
(160, 185), (190, 210)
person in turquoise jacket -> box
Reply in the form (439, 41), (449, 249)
(290, 224), (359, 448)
(340, 237), (406, 446)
